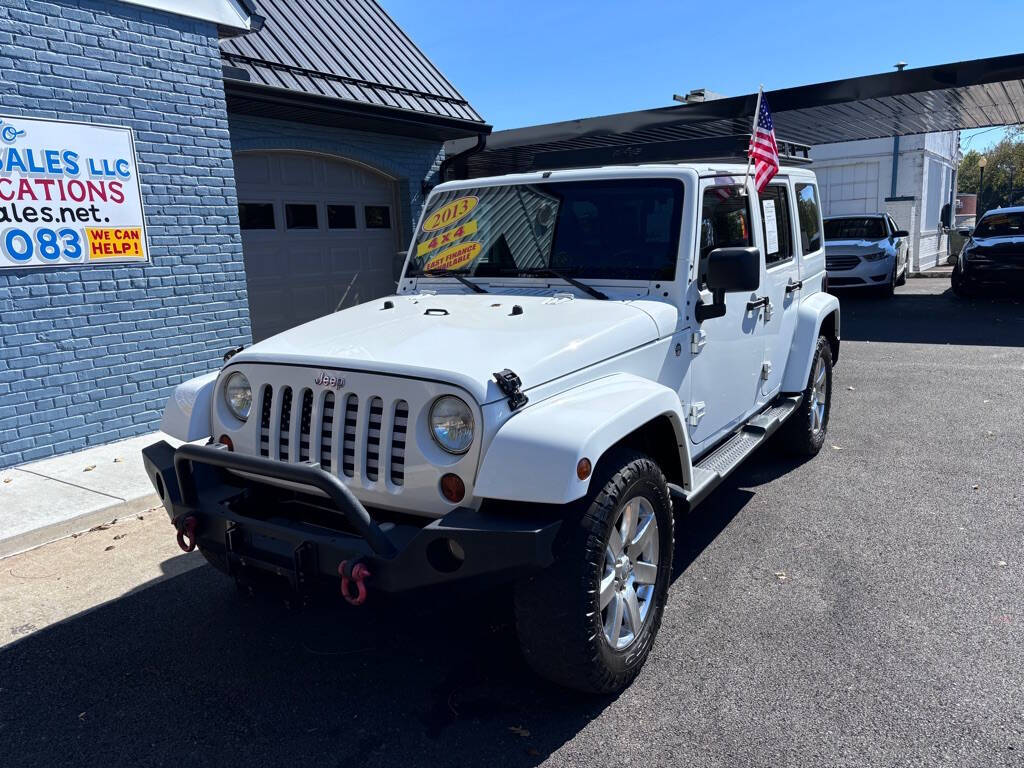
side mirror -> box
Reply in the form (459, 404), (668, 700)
(892, 229), (909, 238)
(956, 226), (972, 237)
(696, 247), (761, 322)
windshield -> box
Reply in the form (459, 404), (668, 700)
(824, 217), (887, 241)
(973, 211), (1024, 237)
(407, 178), (684, 281)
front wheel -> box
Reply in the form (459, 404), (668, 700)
(951, 264), (970, 298)
(778, 335), (833, 457)
(513, 449), (674, 694)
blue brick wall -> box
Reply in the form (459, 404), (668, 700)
(0, 0), (251, 468)
(227, 114), (444, 244)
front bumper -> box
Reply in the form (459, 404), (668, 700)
(961, 258), (1024, 287)
(142, 441), (561, 596)
(825, 255), (893, 288)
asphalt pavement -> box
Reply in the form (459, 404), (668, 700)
(1, 280), (1021, 768)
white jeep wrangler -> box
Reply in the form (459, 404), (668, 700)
(144, 159), (839, 694)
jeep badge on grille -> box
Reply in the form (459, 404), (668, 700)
(314, 371), (345, 389)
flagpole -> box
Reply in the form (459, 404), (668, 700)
(741, 84), (764, 196)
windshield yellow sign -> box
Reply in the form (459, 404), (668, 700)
(423, 241), (481, 272)
(422, 196), (477, 232)
(416, 219), (477, 258)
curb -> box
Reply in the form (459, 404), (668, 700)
(0, 492), (161, 560)
(910, 271), (953, 279)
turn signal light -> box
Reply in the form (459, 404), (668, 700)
(440, 473), (465, 503)
(218, 434), (234, 451)
(577, 457), (592, 480)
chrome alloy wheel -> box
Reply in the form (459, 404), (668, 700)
(600, 496), (659, 650)
(809, 356), (828, 436)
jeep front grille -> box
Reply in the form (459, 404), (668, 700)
(391, 400), (408, 486)
(259, 385), (272, 457)
(320, 392), (335, 473)
(256, 385), (408, 488)
(278, 387), (293, 461)
(342, 394), (358, 477)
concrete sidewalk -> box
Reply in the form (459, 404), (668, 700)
(0, 432), (180, 559)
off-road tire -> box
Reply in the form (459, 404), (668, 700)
(779, 335), (833, 457)
(513, 449), (674, 694)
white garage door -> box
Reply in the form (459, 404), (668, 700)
(816, 161), (880, 216)
(235, 152), (401, 341)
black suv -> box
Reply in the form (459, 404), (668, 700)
(952, 207), (1024, 296)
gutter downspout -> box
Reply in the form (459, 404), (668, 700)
(439, 134), (487, 183)
(890, 135), (901, 199)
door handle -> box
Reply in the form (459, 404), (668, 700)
(746, 296), (770, 312)
(785, 280), (803, 294)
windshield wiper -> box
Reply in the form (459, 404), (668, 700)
(516, 267), (608, 300)
(410, 268), (488, 294)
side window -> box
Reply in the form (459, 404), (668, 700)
(794, 183), (822, 254)
(758, 185), (793, 267)
(699, 185), (752, 287)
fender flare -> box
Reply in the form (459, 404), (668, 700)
(160, 372), (217, 442)
(781, 292), (840, 393)
(475, 374), (691, 505)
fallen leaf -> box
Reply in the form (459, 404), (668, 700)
(88, 524), (110, 532)
(83, 464), (96, 472)
(972, 484), (980, 491)
(2, 477), (11, 484)
(113, 533), (127, 540)
(847, 386), (855, 391)
(113, 457), (123, 463)
(508, 725), (530, 738)
(137, 515), (144, 521)
(104, 545), (115, 552)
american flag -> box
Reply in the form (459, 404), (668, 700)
(748, 94), (779, 193)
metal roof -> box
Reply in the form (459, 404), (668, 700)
(444, 53), (1024, 179)
(220, 0), (487, 136)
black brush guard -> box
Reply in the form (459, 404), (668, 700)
(142, 441), (561, 596)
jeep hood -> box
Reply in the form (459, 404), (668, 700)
(231, 294), (674, 404)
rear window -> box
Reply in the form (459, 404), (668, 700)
(974, 212), (1024, 237)
(824, 217), (887, 240)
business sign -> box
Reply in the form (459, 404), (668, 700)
(0, 114), (148, 269)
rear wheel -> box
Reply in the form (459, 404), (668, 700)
(513, 449), (674, 694)
(779, 335), (833, 457)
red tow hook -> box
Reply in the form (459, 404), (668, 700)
(339, 559), (371, 606)
(175, 515), (198, 553)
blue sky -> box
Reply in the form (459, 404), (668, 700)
(384, 0), (1021, 150)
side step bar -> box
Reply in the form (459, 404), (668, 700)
(668, 394), (802, 511)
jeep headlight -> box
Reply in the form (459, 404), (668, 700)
(223, 372), (252, 421)
(429, 395), (474, 454)
(863, 250), (889, 261)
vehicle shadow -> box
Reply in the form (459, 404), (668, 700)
(833, 285), (1024, 347)
(0, 558), (615, 768)
(0, 449), (802, 768)
(672, 446), (807, 580)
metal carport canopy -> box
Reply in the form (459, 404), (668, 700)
(445, 52), (1024, 179)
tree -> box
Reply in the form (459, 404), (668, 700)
(958, 133), (1024, 212)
